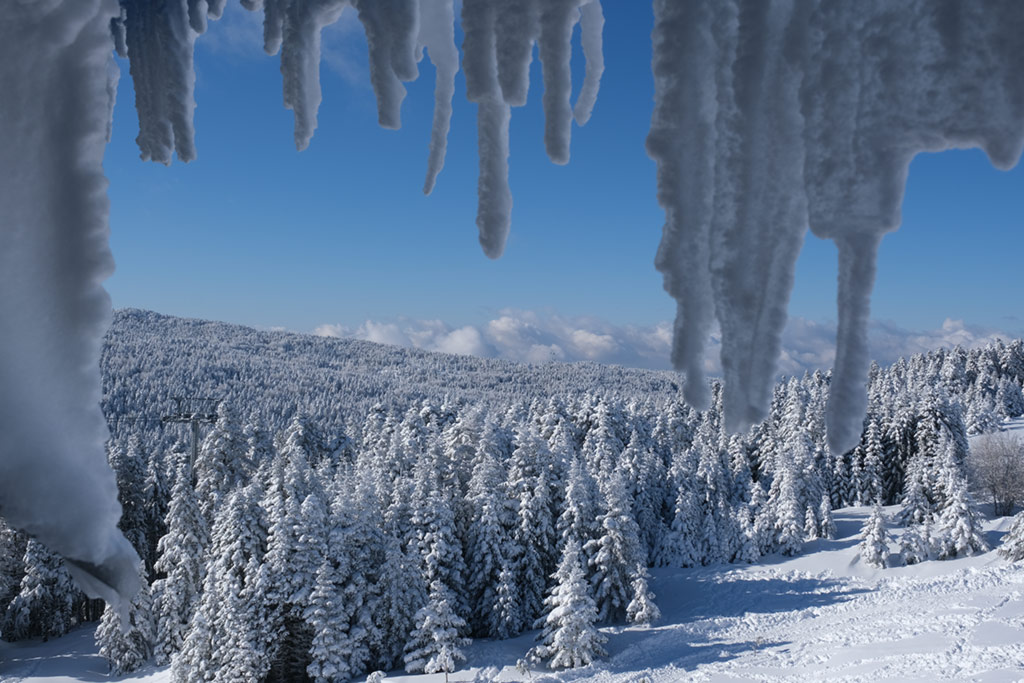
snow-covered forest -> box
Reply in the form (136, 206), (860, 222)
(2, 310), (1023, 680)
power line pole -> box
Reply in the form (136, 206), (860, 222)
(162, 397), (220, 473)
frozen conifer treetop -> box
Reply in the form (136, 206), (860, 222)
(1, 0), (1023, 608)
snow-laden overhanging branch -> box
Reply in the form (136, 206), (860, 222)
(2, 0), (1023, 606)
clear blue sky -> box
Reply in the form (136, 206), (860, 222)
(103, 2), (1023, 364)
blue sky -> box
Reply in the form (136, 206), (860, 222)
(103, 2), (1023, 371)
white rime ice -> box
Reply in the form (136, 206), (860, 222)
(115, 0), (603, 258)
(0, 0), (140, 609)
(418, 0), (458, 195)
(649, 0), (1024, 453)
(115, 0), (199, 163)
(279, 0), (350, 151)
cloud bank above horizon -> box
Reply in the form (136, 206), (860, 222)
(313, 311), (1020, 377)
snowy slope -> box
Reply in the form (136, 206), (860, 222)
(4, 507), (1023, 683)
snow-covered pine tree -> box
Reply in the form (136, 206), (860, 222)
(771, 445), (806, 556)
(410, 449), (470, 626)
(491, 561), (525, 639)
(900, 516), (934, 566)
(306, 558), (352, 683)
(732, 505), (761, 564)
(510, 424), (557, 627)
(109, 437), (149, 562)
(196, 402), (247, 526)
(465, 448), (515, 637)
(403, 580), (470, 677)
(557, 454), (601, 564)
(934, 438), (989, 559)
(142, 444), (172, 575)
(373, 529), (427, 670)
(859, 418), (885, 505)
(0, 519), (25, 622)
(632, 439), (670, 560)
(587, 469), (651, 623)
(858, 502), (890, 568)
(655, 480), (703, 568)
(897, 452), (933, 527)
(998, 511), (1024, 561)
(151, 456), (208, 665)
(818, 493), (836, 539)
(625, 564), (660, 625)
(531, 539), (606, 670)
(267, 491), (328, 681)
(804, 505), (819, 541)
(173, 482), (271, 683)
(3, 538), (79, 640)
(96, 561), (153, 675)
(328, 475), (385, 679)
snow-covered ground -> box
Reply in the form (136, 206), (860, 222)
(4, 504), (1023, 683)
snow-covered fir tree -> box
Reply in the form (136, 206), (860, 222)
(195, 402), (248, 527)
(858, 503), (890, 568)
(933, 436), (989, 560)
(531, 539), (607, 670)
(95, 561), (154, 676)
(625, 565), (661, 625)
(172, 482), (270, 683)
(587, 469), (652, 623)
(151, 456), (208, 664)
(998, 512), (1024, 561)
(403, 580), (470, 677)
(3, 539), (78, 641)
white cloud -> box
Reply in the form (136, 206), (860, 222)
(313, 311), (1020, 376)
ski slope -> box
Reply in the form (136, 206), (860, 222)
(3, 505), (1023, 682)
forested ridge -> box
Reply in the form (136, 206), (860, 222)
(2, 309), (1023, 680)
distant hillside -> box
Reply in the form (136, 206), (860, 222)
(102, 309), (684, 441)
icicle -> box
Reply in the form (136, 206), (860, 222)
(709, 0), (808, 434)
(418, 0), (458, 195)
(207, 0), (227, 20)
(262, 0), (285, 54)
(461, 0), (513, 259)
(187, 0), (209, 34)
(0, 0), (140, 609)
(280, 0), (350, 151)
(537, 0), (583, 164)
(651, 0), (1024, 450)
(119, 0), (198, 163)
(647, 0), (721, 411)
(827, 233), (881, 454)
(353, 0), (419, 130)
(573, 0), (604, 126)
(494, 0), (538, 107)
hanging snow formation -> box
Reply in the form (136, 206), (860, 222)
(648, 0), (1024, 452)
(0, 0), (140, 610)
(4, 0), (1024, 608)
(114, 0), (605, 258)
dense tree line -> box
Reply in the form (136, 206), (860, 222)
(2, 312), (1023, 679)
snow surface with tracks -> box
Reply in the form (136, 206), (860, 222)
(3, 505), (1023, 682)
